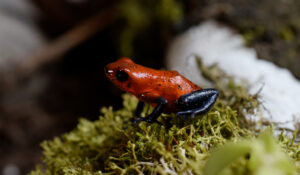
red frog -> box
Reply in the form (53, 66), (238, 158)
(105, 57), (218, 124)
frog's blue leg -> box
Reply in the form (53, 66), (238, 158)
(132, 97), (168, 125)
(176, 89), (219, 118)
(135, 101), (144, 118)
(125, 101), (145, 130)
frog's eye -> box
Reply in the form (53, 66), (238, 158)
(116, 70), (129, 82)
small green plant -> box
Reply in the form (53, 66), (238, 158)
(204, 128), (295, 175)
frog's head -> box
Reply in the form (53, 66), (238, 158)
(105, 57), (137, 92)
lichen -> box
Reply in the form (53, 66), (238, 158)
(29, 58), (300, 175)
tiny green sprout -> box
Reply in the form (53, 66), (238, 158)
(204, 128), (296, 175)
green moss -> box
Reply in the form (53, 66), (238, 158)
(29, 58), (300, 175)
(196, 57), (260, 129)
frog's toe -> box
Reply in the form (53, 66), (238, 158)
(176, 111), (190, 117)
(191, 112), (197, 118)
(131, 117), (144, 125)
(177, 110), (199, 119)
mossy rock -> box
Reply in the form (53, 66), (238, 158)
(29, 58), (300, 175)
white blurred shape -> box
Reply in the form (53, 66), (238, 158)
(0, 0), (39, 23)
(0, 0), (45, 71)
(166, 21), (300, 130)
(2, 164), (20, 175)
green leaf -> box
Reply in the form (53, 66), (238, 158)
(204, 142), (251, 175)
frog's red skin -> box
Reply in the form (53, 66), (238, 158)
(105, 57), (201, 112)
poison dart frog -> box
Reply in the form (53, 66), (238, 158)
(105, 57), (219, 125)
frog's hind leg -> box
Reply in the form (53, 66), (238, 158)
(176, 89), (219, 118)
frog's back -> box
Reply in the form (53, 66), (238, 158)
(132, 68), (201, 112)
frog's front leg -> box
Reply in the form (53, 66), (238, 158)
(132, 97), (168, 125)
(176, 89), (219, 118)
(135, 101), (145, 118)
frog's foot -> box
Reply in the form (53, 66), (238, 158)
(176, 89), (219, 119)
(131, 116), (163, 125)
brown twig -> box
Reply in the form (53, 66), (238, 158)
(19, 7), (116, 75)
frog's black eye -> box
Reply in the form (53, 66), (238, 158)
(116, 70), (129, 82)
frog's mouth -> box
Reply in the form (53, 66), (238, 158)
(104, 65), (115, 79)
(104, 67), (113, 76)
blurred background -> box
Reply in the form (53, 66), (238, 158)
(1, 0), (300, 174)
